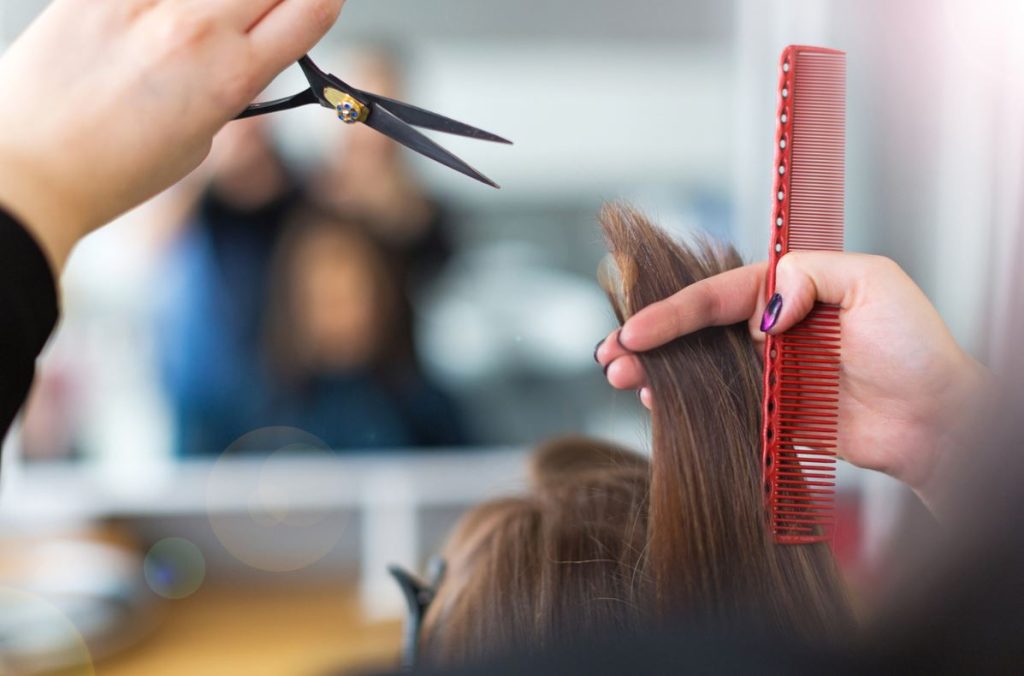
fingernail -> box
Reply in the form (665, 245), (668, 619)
(760, 293), (783, 332)
(603, 362), (611, 377)
(593, 338), (605, 364)
(615, 330), (627, 351)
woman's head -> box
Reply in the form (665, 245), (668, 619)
(266, 206), (412, 380)
(419, 436), (651, 666)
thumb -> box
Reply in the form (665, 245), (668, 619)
(760, 251), (879, 334)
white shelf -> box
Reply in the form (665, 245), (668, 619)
(0, 448), (530, 524)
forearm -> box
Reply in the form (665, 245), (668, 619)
(0, 150), (87, 277)
(911, 355), (996, 515)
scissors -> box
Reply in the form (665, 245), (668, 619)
(236, 55), (510, 188)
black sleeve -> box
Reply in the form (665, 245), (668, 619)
(0, 207), (59, 447)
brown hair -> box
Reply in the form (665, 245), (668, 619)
(420, 436), (651, 665)
(600, 203), (850, 634)
(416, 204), (851, 666)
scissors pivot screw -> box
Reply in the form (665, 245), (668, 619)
(323, 87), (369, 124)
(337, 101), (362, 124)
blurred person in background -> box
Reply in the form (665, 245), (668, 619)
(313, 46), (456, 290)
(157, 46), (461, 456)
(156, 117), (304, 455)
(260, 206), (465, 448)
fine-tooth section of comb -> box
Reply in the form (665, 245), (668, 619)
(762, 46), (846, 545)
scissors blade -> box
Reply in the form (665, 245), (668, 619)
(357, 91), (511, 144)
(365, 104), (500, 189)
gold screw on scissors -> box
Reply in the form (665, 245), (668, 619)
(325, 88), (369, 124)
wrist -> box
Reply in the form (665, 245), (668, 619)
(0, 138), (93, 276)
(912, 354), (995, 514)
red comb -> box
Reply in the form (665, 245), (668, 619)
(761, 45), (846, 545)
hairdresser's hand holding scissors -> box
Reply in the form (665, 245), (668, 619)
(596, 252), (992, 511)
(0, 0), (344, 275)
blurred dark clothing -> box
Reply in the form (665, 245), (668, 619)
(0, 209), (58, 451)
(157, 184), (302, 456)
(386, 200), (455, 292)
(403, 610), (1023, 675)
(200, 186), (303, 347)
(267, 371), (465, 449)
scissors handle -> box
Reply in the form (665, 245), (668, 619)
(236, 88), (318, 119)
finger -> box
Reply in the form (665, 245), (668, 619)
(248, 0), (345, 81)
(747, 322), (768, 352)
(619, 262), (768, 352)
(762, 251), (875, 334)
(595, 329), (631, 367)
(606, 355), (647, 390)
(748, 295), (770, 341)
(215, 0), (287, 31)
(639, 387), (653, 410)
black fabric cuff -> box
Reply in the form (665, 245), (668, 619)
(0, 206), (59, 352)
(0, 205), (60, 445)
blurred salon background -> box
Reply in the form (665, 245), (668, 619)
(0, 0), (1022, 673)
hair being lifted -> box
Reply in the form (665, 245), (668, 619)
(600, 203), (850, 635)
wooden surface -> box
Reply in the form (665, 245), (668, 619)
(94, 581), (401, 676)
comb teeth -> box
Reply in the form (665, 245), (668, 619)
(788, 50), (845, 251)
(762, 46), (846, 545)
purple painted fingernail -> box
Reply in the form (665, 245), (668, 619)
(760, 293), (783, 332)
(593, 338), (605, 364)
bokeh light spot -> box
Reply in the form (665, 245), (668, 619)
(207, 427), (348, 572)
(143, 537), (206, 600)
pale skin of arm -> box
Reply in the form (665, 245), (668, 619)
(0, 0), (347, 277)
(596, 251), (992, 512)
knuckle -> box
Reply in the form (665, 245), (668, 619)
(116, 0), (155, 25)
(853, 254), (903, 285)
(775, 252), (799, 276)
(161, 11), (216, 52)
(779, 249), (812, 270)
(670, 284), (712, 330)
(700, 283), (726, 324)
(865, 254), (899, 275)
(216, 67), (259, 111)
(309, 0), (342, 34)
(778, 251), (823, 286)
(609, 356), (643, 389)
